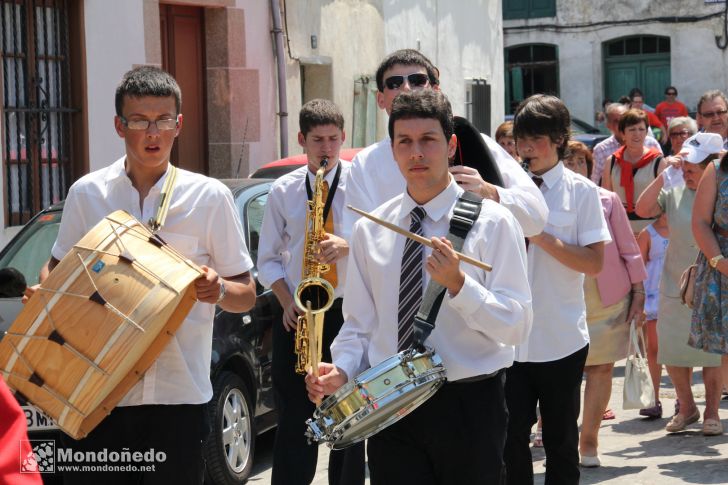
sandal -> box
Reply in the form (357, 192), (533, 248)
(666, 408), (700, 433)
(639, 401), (663, 419)
(703, 418), (723, 436)
(602, 408), (615, 420)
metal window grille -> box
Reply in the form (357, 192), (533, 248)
(1, 0), (76, 226)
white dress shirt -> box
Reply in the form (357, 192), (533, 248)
(516, 163), (611, 363)
(52, 157), (253, 406)
(332, 178), (533, 382)
(257, 162), (351, 299)
(344, 135), (548, 237)
(592, 134), (664, 184)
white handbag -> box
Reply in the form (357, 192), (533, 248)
(623, 320), (656, 410)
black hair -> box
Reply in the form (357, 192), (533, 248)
(115, 66), (181, 117)
(628, 87), (644, 100)
(0, 267), (26, 297)
(512, 94), (571, 159)
(388, 90), (453, 142)
(665, 86), (678, 96)
(299, 99), (345, 136)
(375, 49), (439, 92)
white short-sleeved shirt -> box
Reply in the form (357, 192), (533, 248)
(257, 162), (351, 298)
(343, 135), (548, 237)
(51, 157), (253, 406)
(516, 162), (611, 363)
(332, 178), (533, 382)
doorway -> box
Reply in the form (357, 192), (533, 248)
(160, 4), (207, 174)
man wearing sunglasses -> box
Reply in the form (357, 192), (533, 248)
(655, 86), (688, 128)
(344, 49), (548, 239)
(697, 90), (728, 148)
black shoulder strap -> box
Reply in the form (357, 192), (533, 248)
(653, 155), (663, 178)
(411, 191), (484, 351)
(610, 154), (616, 171)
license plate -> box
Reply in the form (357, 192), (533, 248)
(22, 405), (58, 431)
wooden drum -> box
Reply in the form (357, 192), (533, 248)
(0, 210), (203, 439)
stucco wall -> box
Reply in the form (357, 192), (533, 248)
(282, 0), (385, 152)
(504, 0), (728, 124)
(383, 0), (505, 132)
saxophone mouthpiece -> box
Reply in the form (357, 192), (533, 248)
(320, 157), (329, 169)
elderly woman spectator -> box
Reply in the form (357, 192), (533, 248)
(564, 141), (647, 466)
(667, 117), (698, 156)
(635, 132), (723, 435)
(689, 137), (728, 437)
(603, 109), (667, 234)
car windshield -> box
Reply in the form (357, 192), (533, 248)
(0, 212), (61, 286)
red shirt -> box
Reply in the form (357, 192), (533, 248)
(655, 100), (689, 127)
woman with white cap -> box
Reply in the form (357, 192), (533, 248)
(635, 132), (723, 435)
(689, 133), (728, 437)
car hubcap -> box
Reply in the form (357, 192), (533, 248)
(222, 387), (251, 473)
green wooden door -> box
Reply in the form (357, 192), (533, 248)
(603, 36), (670, 107)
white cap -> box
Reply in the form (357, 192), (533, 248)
(681, 132), (724, 164)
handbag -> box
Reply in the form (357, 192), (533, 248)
(623, 320), (655, 410)
(679, 253), (700, 309)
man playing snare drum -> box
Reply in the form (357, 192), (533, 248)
(306, 90), (533, 484)
(32, 66), (257, 484)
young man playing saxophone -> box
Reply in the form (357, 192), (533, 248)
(257, 99), (365, 485)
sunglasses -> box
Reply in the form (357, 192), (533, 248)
(666, 92), (677, 96)
(700, 109), (728, 119)
(384, 73), (430, 90)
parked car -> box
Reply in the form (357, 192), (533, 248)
(250, 147), (362, 178)
(503, 114), (609, 150)
(0, 178), (280, 485)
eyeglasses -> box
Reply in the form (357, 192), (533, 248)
(384, 73), (430, 91)
(120, 116), (179, 131)
(700, 110), (728, 119)
(669, 130), (691, 138)
(666, 92), (677, 96)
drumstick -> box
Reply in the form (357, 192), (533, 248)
(347, 205), (492, 272)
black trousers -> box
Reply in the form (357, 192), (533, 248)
(60, 403), (209, 485)
(367, 370), (508, 485)
(271, 299), (365, 485)
(504, 344), (589, 485)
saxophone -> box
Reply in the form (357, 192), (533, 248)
(294, 158), (335, 376)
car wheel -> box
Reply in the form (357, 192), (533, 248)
(205, 371), (255, 484)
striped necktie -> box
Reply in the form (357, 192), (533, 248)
(397, 206), (427, 351)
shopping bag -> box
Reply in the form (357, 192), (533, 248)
(623, 320), (655, 410)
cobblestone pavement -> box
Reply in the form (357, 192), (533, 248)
(248, 359), (728, 484)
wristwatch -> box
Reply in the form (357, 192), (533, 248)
(216, 281), (226, 304)
(709, 254), (725, 268)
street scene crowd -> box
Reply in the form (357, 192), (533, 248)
(1, 44), (727, 485)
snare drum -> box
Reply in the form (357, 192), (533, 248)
(0, 210), (203, 439)
(306, 347), (446, 449)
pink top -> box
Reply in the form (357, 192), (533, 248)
(595, 188), (647, 306)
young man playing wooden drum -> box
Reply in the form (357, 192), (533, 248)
(306, 90), (532, 484)
(257, 99), (365, 485)
(33, 66), (257, 484)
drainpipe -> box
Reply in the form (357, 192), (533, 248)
(270, 0), (289, 157)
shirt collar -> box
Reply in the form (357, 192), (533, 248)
(399, 175), (462, 224)
(306, 160), (341, 186)
(104, 156), (173, 193)
(529, 161), (563, 190)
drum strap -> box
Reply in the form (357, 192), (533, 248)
(412, 191), (483, 351)
(148, 164), (178, 233)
